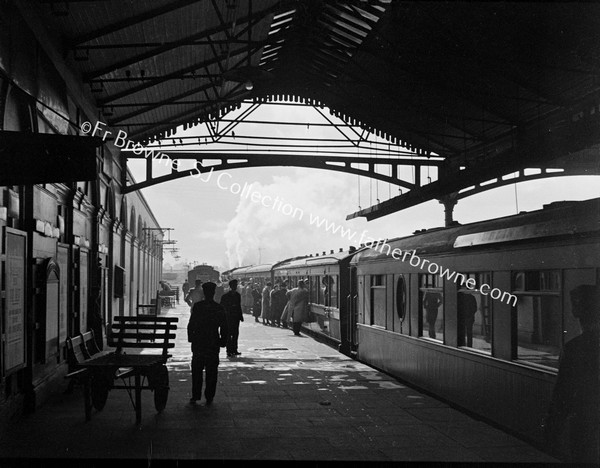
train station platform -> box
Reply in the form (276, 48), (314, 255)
(0, 302), (558, 465)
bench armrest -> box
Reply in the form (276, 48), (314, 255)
(65, 368), (89, 380)
(115, 367), (135, 379)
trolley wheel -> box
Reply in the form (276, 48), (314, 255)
(90, 371), (111, 411)
(148, 364), (169, 411)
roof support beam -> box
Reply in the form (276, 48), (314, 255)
(344, 62), (490, 142)
(104, 41), (252, 126)
(84, 4), (278, 80)
(128, 83), (245, 141)
(108, 82), (217, 125)
(121, 153), (434, 194)
(98, 43), (260, 105)
(71, 0), (201, 46)
(73, 39), (262, 50)
(347, 108), (600, 220)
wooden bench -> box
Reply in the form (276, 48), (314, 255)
(158, 288), (180, 308)
(108, 315), (177, 356)
(71, 315), (179, 423)
(136, 290), (160, 316)
(65, 330), (107, 419)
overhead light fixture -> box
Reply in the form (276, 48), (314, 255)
(245, 80), (254, 91)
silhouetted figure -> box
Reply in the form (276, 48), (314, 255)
(270, 282), (288, 328)
(423, 291), (442, 339)
(261, 282), (273, 325)
(457, 292), (478, 347)
(187, 282), (228, 405)
(214, 282), (224, 303)
(241, 281), (253, 316)
(185, 279), (204, 308)
(182, 280), (190, 297)
(252, 284), (261, 323)
(287, 280), (309, 336)
(220, 279), (243, 357)
(544, 284), (600, 464)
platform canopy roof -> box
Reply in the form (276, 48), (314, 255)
(33, 0), (600, 218)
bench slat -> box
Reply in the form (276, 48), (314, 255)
(111, 324), (177, 331)
(108, 332), (176, 339)
(113, 316), (178, 323)
(109, 342), (176, 349)
(70, 336), (83, 346)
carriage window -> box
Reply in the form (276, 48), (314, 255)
(396, 275), (408, 335)
(457, 272), (492, 353)
(513, 270), (562, 368)
(419, 274), (444, 341)
(331, 275), (338, 308)
(370, 275), (386, 327)
(396, 275), (407, 320)
(322, 275), (338, 308)
(309, 276), (320, 303)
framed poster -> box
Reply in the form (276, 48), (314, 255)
(44, 261), (60, 361)
(56, 245), (68, 347)
(3, 227), (27, 376)
(79, 249), (88, 332)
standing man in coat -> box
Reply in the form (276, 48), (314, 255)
(221, 279), (243, 357)
(287, 279), (309, 336)
(261, 282), (273, 326)
(187, 282), (228, 405)
(544, 284), (600, 463)
(241, 281), (254, 316)
(270, 281), (288, 328)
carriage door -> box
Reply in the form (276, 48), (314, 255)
(346, 266), (358, 356)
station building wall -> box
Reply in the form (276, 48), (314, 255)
(0, 2), (163, 433)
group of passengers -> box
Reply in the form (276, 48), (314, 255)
(239, 279), (309, 336)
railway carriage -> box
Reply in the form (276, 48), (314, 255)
(274, 248), (361, 346)
(347, 197), (600, 445)
(216, 197), (598, 449)
(240, 264), (275, 288)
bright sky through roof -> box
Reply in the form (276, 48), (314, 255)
(128, 102), (600, 272)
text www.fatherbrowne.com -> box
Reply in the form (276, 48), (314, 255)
(83, 120), (517, 306)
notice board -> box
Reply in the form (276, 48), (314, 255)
(3, 228), (27, 376)
(56, 245), (68, 347)
(79, 250), (88, 332)
(44, 262), (60, 360)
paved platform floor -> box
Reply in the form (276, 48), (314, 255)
(0, 302), (558, 465)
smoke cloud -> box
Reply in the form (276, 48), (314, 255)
(224, 168), (359, 268)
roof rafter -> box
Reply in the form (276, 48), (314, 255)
(129, 83), (246, 141)
(108, 45), (253, 125)
(84, 3), (280, 80)
(70, 0), (201, 46)
(98, 43), (262, 105)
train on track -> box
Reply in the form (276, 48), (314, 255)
(187, 264), (220, 285)
(223, 197), (600, 448)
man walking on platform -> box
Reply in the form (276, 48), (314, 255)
(221, 279), (243, 357)
(187, 282), (228, 406)
(185, 279), (204, 309)
(182, 279), (190, 298)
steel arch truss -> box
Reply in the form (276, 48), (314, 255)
(456, 167), (599, 201)
(121, 152), (443, 194)
(347, 148), (600, 221)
